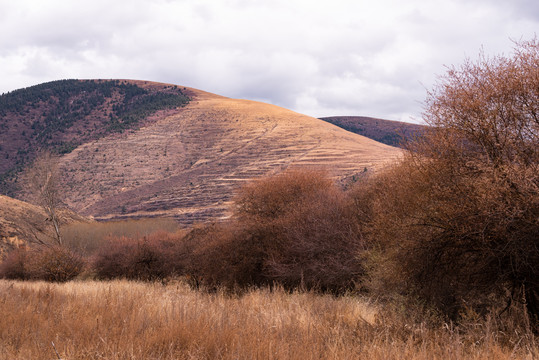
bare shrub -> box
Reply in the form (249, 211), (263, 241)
(92, 231), (187, 281)
(0, 248), (28, 280)
(188, 222), (270, 290)
(264, 184), (364, 292)
(26, 245), (84, 282)
(0, 245), (84, 282)
(365, 39), (539, 325)
(235, 168), (333, 222)
(189, 169), (365, 292)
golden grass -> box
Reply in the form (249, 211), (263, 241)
(62, 218), (181, 255)
(0, 280), (536, 359)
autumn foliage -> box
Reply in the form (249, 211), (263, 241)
(364, 39), (539, 323)
(188, 169), (363, 292)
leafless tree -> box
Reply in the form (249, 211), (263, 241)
(23, 151), (63, 245)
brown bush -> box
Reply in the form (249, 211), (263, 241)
(92, 231), (187, 281)
(188, 169), (365, 292)
(0, 245), (85, 282)
(187, 223), (269, 290)
(0, 248), (28, 280)
(0, 245), (84, 282)
(364, 39), (539, 324)
(264, 184), (364, 292)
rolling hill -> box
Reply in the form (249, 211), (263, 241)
(1, 80), (401, 224)
(319, 116), (427, 148)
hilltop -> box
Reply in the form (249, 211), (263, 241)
(0, 79), (189, 194)
(0, 80), (401, 224)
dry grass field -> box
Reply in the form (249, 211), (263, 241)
(0, 279), (536, 360)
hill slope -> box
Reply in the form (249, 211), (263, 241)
(0, 79), (189, 195)
(319, 116), (427, 148)
(0, 195), (87, 258)
(1, 81), (401, 224)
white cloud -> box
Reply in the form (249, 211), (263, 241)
(0, 0), (537, 123)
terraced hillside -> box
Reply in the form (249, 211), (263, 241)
(0, 79), (189, 195)
(58, 85), (401, 223)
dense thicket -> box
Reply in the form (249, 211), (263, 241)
(364, 39), (538, 324)
(188, 170), (364, 292)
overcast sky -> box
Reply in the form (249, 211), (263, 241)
(0, 0), (537, 123)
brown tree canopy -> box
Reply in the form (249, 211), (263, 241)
(367, 39), (539, 324)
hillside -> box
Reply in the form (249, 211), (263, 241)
(0, 195), (87, 258)
(319, 116), (427, 148)
(1, 80), (401, 224)
(0, 79), (189, 195)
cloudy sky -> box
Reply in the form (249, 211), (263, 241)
(0, 0), (537, 123)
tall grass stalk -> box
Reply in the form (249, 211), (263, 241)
(0, 280), (535, 359)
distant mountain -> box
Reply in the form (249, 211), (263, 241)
(1, 80), (401, 224)
(319, 116), (427, 148)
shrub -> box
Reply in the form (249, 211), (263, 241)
(264, 184), (364, 292)
(0, 246), (84, 282)
(365, 39), (539, 324)
(187, 223), (268, 290)
(0, 248), (28, 280)
(189, 169), (365, 292)
(25, 245), (84, 282)
(92, 231), (187, 281)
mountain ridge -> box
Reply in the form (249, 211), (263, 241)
(319, 116), (427, 148)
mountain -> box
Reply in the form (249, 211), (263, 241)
(319, 116), (427, 148)
(0, 79), (189, 195)
(1, 80), (401, 224)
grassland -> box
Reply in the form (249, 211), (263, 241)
(0, 279), (536, 360)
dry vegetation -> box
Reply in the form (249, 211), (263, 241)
(0, 279), (536, 360)
(62, 218), (181, 256)
(0, 40), (538, 359)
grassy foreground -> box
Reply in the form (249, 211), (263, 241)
(0, 280), (536, 359)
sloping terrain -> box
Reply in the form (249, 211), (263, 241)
(319, 116), (427, 148)
(1, 80), (401, 224)
(0, 79), (189, 195)
(59, 85), (401, 223)
(0, 195), (87, 258)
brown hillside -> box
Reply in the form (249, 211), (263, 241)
(0, 195), (87, 258)
(58, 83), (401, 223)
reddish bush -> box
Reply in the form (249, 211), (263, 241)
(25, 245), (85, 282)
(187, 223), (270, 290)
(265, 187), (364, 292)
(364, 40), (539, 324)
(0, 248), (29, 280)
(187, 169), (365, 292)
(92, 231), (188, 281)
(0, 246), (84, 282)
